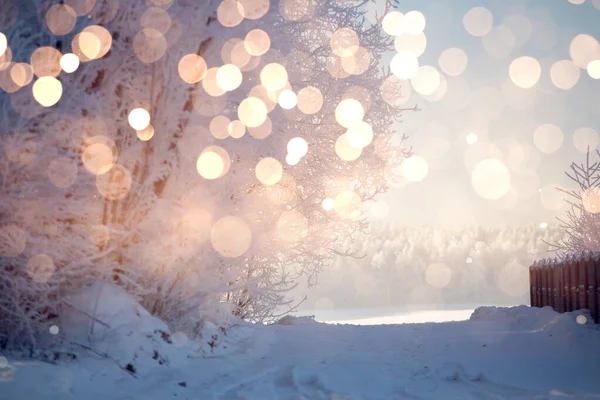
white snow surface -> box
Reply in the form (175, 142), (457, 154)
(1, 305), (599, 399)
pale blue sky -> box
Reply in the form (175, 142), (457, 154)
(372, 0), (600, 227)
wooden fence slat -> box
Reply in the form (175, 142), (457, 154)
(554, 263), (563, 313)
(579, 256), (588, 311)
(570, 258), (579, 311)
(587, 257), (597, 324)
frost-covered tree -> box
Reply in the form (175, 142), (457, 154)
(549, 150), (600, 257)
(0, 0), (410, 348)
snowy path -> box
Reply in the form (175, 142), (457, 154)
(1, 307), (600, 400)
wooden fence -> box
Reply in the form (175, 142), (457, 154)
(529, 254), (599, 323)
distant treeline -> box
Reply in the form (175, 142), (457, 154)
(297, 223), (565, 310)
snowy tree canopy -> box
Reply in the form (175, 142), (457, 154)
(0, 0), (412, 347)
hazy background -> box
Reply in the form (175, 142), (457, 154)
(298, 0), (600, 317)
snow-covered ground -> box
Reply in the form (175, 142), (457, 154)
(1, 305), (599, 400)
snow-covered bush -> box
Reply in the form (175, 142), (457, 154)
(0, 0), (409, 349)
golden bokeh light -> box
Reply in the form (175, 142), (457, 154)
(249, 84), (277, 112)
(133, 28), (167, 63)
(141, 7), (172, 34)
(382, 11), (404, 36)
(466, 133), (478, 145)
(82, 25), (112, 59)
(211, 216), (252, 258)
(178, 54), (207, 84)
(276, 210), (308, 244)
(82, 143), (115, 175)
(238, 96), (268, 127)
(60, 53), (80, 73)
(426, 263), (452, 288)
(438, 48), (468, 76)
(391, 52), (419, 80)
(229, 39), (254, 69)
(509, 56), (541, 89)
(0, 33), (7, 58)
(10, 63), (33, 87)
(341, 46), (370, 75)
(64, 0), (96, 16)
(196, 151), (225, 180)
(255, 157), (283, 185)
(463, 7), (493, 37)
(216, 64), (243, 91)
(550, 60), (580, 90)
(335, 98), (364, 128)
(45, 4), (77, 36)
(286, 154), (300, 166)
(471, 158), (511, 200)
(335, 134), (362, 161)
(278, 89), (297, 109)
(210, 115), (231, 139)
(402, 156), (429, 182)
(137, 124), (155, 141)
(203, 146), (231, 177)
(96, 164), (132, 200)
(217, 0), (245, 28)
(26, 254), (55, 283)
(411, 65), (441, 95)
(395, 33), (427, 57)
(296, 86), (323, 115)
(322, 198), (335, 211)
(346, 121), (373, 149)
(128, 108), (151, 131)
(403, 11), (426, 35)
(238, 0), (269, 19)
(582, 187), (600, 214)
(47, 157), (78, 188)
(244, 29), (271, 56)
(326, 54), (350, 79)
(228, 120), (246, 138)
(248, 117), (273, 139)
(0, 224), (27, 257)
(287, 137), (308, 159)
(330, 28), (359, 57)
(533, 124), (564, 154)
(30, 47), (62, 77)
(573, 127), (599, 154)
(334, 189), (361, 220)
(78, 31), (101, 60)
(588, 60), (600, 79)
(203, 67), (227, 97)
(32, 76), (62, 107)
(0, 48), (12, 71)
(260, 63), (288, 91)
(569, 34), (600, 69)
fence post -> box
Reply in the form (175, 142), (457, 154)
(571, 255), (580, 311)
(541, 260), (549, 307)
(530, 261), (536, 307)
(535, 258), (546, 307)
(564, 255), (572, 312)
(587, 253), (598, 323)
(554, 259), (562, 312)
(579, 253), (589, 311)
